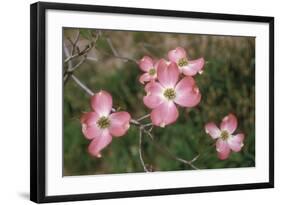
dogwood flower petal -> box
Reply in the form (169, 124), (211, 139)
(88, 130), (112, 158)
(143, 94), (164, 109)
(143, 82), (164, 109)
(151, 101), (179, 127)
(168, 47), (187, 62)
(139, 56), (154, 72)
(181, 58), (205, 76)
(144, 81), (164, 94)
(157, 60), (179, 88)
(80, 112), (102, 140)
(216, 138), (231, 160)
(220, 113), (238, 134)
(228, 133), (245, 152)
(109, 112), (131, 137)
(91, 90), (112, 116)
(205, 122), (221, 139)
(174, 77), (201, 107)
(139, 73), (152, 84)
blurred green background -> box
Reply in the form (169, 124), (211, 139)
(63, 28), (255, 176)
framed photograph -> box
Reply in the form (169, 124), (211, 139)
(30, 2), (274, 203)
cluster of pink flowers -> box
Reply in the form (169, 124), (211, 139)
(138, 47), (204, 127)
(80, 46), (245, 160)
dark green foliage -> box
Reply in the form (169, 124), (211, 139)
(63, 28), (255, 176)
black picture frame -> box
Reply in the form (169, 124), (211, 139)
(30, 2), (274, 203)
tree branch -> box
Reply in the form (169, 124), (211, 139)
(137, 114), (150, 121)
(142, 128), (200, 170)
(70, 74), (94, 96)
(104, 37), (138, 64)
(138, 128), (149, 172)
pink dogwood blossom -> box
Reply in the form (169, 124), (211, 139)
(205, 113), (245, 160)
(81, 91), (131, 158)
(143, 59), (201, 127)
(168, 47), (205, 76)
(138, 56), (159, 84)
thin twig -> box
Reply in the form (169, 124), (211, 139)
(130, 119), (141, 126)
(71, 30), (80, 55)
(102, 36), (138, 64)
(63, 42), (72, 69)
(137, 114), (150, 121)
(139, 128), (149, 172)
(68, 55), (87, 73)
(64, 31), (100, 85)
(142, 129), (199, 170)
(71, 74), (94, 96)
(64, 30), (99, 64)
(106, 38), (119, 57)
(64, 45), (91, 64)
(143, 123), (153, 128)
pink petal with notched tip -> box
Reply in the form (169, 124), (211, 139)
(139, 56), (154, 72)
(143, 81), (164, 109)
(139, 73), (152, 84)
(205, 122), (221, 139)
(144, 81), (163, 94)
(216, 138), (231, 160)
(168, 47), (187, 63)
(181, 58), (205, 76)
(143, 94), (164, 109)
(88, 130), (112, 158)
(220, 113), (238, 134)
(91, 90), (113, 116)
(80, 112), (102, 140)
(151, 101), (179, 127)
(174, 77), (201, 107)
(108, 112), (131, 137)
(228, 133), (245, 152)
(157, 60), (179, 88)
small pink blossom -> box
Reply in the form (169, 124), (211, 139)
(80, 91), (131, 158)
(205, 113), (245, 160)
(143, 59), (201, 127)
(138, 56), (159, 84)
(168, 47), (205, 76)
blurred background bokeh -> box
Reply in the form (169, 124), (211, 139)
(63, 28), (255, 176)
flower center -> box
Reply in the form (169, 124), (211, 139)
(148, 68), (156, 76)
(163, 88), (176, 100)
(178, 58), (188, 67)
(220, 130), (229, 140)
(97, 116), (110, 129)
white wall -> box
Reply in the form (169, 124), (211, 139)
(0, 0), (279, 204)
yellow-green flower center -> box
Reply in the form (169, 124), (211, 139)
(163, 88), (176, 100)
(97, 116), (110, 129)
(220, 130), (229, 140)
(178, 58), (188, 67)
(148, 68), (156, 76)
